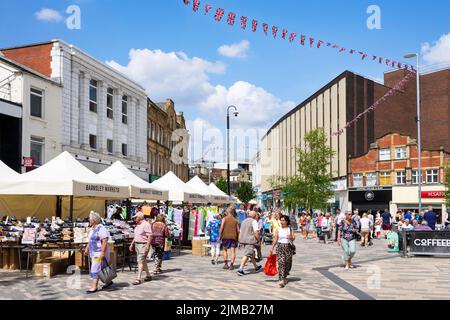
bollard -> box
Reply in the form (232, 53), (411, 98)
(402, 231), (407, 257)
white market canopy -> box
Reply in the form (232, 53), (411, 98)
(0, 151), (129, 198)
(0, 161), (20, 180)
(149, 171), (207, 203)
(186, 176), (228, 204)
(208, 183), (234, 204)
(99, 161), (168, 201)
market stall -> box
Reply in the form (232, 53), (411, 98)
(187, 176), (230, 205)
(208, 182), (235, 204)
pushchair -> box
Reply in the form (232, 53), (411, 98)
(262, 225), (273, 245)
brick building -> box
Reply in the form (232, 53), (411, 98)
(348, 133), (449, 217)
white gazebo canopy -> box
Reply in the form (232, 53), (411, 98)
(0, 161), (20, 180)
(208, 183), (234, 204)
(99, 161), (168, 201)
(149, 171), (207, 203)
(186, 176), (218, 203)
(0, 151), (129, 198)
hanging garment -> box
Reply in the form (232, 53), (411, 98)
(167, 207), (174, 221)
(188, 209), (197, 240)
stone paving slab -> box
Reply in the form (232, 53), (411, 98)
(0, 237), (448, 300)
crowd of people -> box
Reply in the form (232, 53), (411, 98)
(83, 203), (448, 293)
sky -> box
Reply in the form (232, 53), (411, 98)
(1, 0), (449, 163)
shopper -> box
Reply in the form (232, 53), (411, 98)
(151, 214), (170, 274)
(84, 211), (112, 294)
(237, 211), (262, 276)
(400, 219), (414, 231)
(360, 213), (372, 247)
(424, 206), (437, 231)
(111, 207), (123, 220)
(219, 206), (240, 270)
(445, 212), (450, 231)
(321, 212), (332, 244)
(299, 213), (307, 239)
(129, 212), (153, 285)
(334, 209), (345, 241)
(337, 211), (358, 270)
(374, 213), (383, 239)
(270, 215), (296, 288)
(206, 212), (222, 265)
(381, 209), (392, 234)
(367, 210), (374, 245)
(414, 220), (433, 231)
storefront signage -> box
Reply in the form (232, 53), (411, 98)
(350, 186), (392, 192)
(274, 191), (281, 200)
(23, 157), (34, 167)
(409, 231), (450, 256)
(421, 191), (445, 199)
(85, 185), (121, 193)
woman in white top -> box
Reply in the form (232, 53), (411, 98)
(321, 212), (332, 244)
(270, 215), (296, 288)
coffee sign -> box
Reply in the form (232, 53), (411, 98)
(409, 231), (450, 256)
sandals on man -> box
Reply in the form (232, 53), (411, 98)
(133, 280), (143, 285)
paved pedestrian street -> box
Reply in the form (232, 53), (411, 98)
(0, 237), (448, 300)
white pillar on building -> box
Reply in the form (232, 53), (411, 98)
(97, 80), (107, 153)
(70, 69), (80, 147)
(79, 72), (90, 149)
(127, 97), (136, 160)
(113, 89), (122, 156)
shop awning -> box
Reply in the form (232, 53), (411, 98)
(98, 161), (168, 201)
(0, 151), (129, 198)
(149, 171), (207, 203)
(208, 183), (234, 204)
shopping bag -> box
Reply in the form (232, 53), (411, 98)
(98, 259), (117, 284)
(263, 253), (278, 276)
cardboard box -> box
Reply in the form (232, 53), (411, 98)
(2, 249), (9, 269)
(37, 252), (53, 263)
(74, 252), (89, 270)
(33, 257), (68, 278)
(9, 248), (20, 270)
(192, 239), (209, 256)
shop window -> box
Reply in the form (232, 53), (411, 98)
(412, 170), (420, 184)
(396, 171), (406, 185)
(395, 147), (407, 160)
(107, 139), (113, 154)
(366, 173), (377, 186)
(353, 174), (363, 187)
(122, 95), (128, 124)
(380, 172), (391, 186)
(89, 79), (98, 113)
(107, 88), (114, 119)
(30, 88), (43, 118)
(122, 143), (128, 157)
(379, 148), (391, 161)
(426, 169), (439, 184)
(30, 136), (44, 166)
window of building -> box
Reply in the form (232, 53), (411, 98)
(30, 88), (43, 118)
(426, 169), (439, 184)
(107, 139), (113, 154)
(396, 171), (406, 185)
(380, 172), (392, 185)
(107, 88), (114, 119)
(366, 173), (377, 186)
(89, 80), (98, 113)
(151, 122), (156, 140)
(353, 174), (363, 187)
(122, 143), (128, 157)
(379, 148), (391, 161)
(30, 136), (44, 167)
(89, 134), (97, 150)
(122, 95), (128, 124)
(395, 147), (407, 160)
(412, 170), (420, 185)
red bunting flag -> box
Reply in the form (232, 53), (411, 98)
(183, 0), (190, 5)
(339, 47), (346, 53)
(193, 0), (200, 12)
(332, 44), (339, 49)
(385, 58), (390, 66)
(300, 35), (306, 46)
(349, 49), (355, 54)
(263, 23), (268, 35)
(326, 42), (332, 47)
(391, 61), (396, 68)
(282, 29), (288, 39)
(252, 20), (258, 32)
(214, 8), (224, 21)
(397, 62), (402, 69)
(227, 12), (236, 26)
(309, 38), (315, 47)
(361, 53), (368, 60)
(241, 16), (247, 29)
(205, 4), (212, 14)
(317, 40), (324, 48)
(379, 57), (383, 64)
(372, 55), (377, 61)
(289, 32), (296, 43)
(272, 26), (278, 38)
(410, 65), (416, 73)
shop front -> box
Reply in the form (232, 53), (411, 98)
(348, 186), (392, 213)
(392, 186), (447, 223)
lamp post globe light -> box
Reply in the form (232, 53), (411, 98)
(227, 106), (239, 196)
(404, 53), (422, 214)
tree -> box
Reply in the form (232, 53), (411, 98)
(216, 176), (228, 194)
(280, 128), (335, 211)
(445, 163), (450, 209)
(236, 181), (256, 205)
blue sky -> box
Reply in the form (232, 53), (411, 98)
(1, 0), (449, 162)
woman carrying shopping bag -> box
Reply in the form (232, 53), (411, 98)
(269, 215), (296, 288)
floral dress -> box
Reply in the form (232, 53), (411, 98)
(88, 224), (110, 280)
(338, 220), (358, 241)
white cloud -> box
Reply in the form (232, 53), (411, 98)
(200, 81), (295, 129)
(421, 33), (450, 65)
(35, 8), (63, 22)
(106, 49), (225, 106)
(218, 40), (250, 59)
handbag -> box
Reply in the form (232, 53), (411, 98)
(288, 228), (296, 255)
(98, 259), (117, 285)
(263, 253), (278, 276)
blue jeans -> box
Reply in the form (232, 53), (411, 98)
(341, 239), (356, 261)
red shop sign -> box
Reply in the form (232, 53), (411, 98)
(421, 191), (446, 199)
(23, 157), (35, 167)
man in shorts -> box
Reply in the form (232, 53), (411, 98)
(219, 206), (240, 270)
(237, 211), (262, 276)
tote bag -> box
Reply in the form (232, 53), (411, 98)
(98, 259), (117, 284)
(264, 253), (278, 276)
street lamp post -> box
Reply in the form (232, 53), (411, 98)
(404, 53), (422, 214)
(227, 106), (239, 196)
